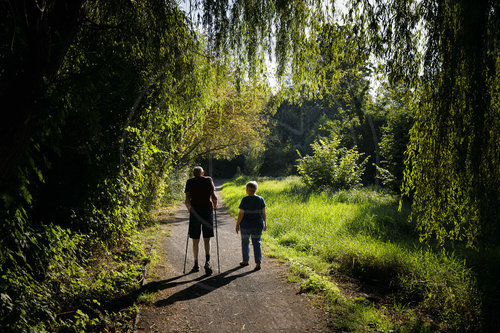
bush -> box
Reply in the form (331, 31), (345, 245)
(296, 137), (368, 190)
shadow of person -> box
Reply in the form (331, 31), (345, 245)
(104, 270), (207, 311)
(142, 272), (209, 293)
(154, 265), (253, 307)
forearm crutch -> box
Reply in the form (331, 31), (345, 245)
(182, 229), (189, 274)
(215, 208), (220, 274)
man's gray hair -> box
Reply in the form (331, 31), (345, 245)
(193, 166), (204, 177)
(246, 181), (258, 192)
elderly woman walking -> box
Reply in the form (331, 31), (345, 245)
(235, 181), (267, 271)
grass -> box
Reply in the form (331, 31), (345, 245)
(136, 292), (156, 305)
(221, 176), (481, 331)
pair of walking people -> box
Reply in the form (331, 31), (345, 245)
(184, 166), (266, 274)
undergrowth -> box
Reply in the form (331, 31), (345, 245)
(1, 166), (188, 332)
(221, 176), (481, 331)
(1, 228), (148, 332)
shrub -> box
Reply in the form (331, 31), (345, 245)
(296, 137), (368, 191)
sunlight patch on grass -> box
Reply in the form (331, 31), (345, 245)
(136, 292), (156, 305)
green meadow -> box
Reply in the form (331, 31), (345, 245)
(221, 176), (480, 331)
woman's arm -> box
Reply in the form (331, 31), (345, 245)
(236, 209), (244, 233)
(262, 207), (267, 231)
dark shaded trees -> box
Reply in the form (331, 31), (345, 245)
(377, 84), (415, 191)
(1, 1), (236, 329)
(0, 0), (88, 186)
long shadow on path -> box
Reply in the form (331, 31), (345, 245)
(154, 266), (254, 307)
(142, 272), (208, 293)
(104, 272), (204, 311)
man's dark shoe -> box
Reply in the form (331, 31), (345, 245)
(204, 262), (213, 275)
(190, 265), (200, 273)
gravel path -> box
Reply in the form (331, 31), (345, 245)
(135, 181), (329, 333)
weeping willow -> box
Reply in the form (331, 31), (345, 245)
(347, 0), (499, 248)
(398, 0), (499, 248)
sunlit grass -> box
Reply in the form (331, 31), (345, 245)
(221, 176), (480, 331)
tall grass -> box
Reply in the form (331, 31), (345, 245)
(222, 176), (480, 331)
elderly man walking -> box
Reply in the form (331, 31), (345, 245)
(184, 166), (218, 275)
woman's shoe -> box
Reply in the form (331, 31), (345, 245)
(254, 263), (261, 271)
(239, 261), (249, 266)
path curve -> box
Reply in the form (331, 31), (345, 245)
(135, 180), (329, 332)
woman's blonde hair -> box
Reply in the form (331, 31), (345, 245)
(246, 181), (258, 192)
